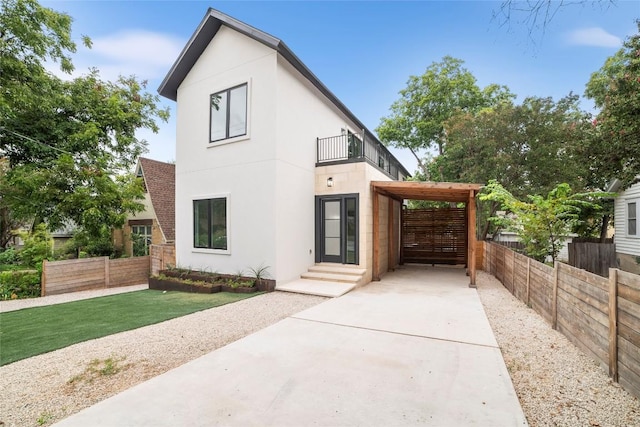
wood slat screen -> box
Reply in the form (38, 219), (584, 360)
(402, 207), (467, 265)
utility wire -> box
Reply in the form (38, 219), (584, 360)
(0, 126), (74, 156)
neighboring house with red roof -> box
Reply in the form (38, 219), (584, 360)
(114, 157), (175, 256)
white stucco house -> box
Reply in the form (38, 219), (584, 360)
(158, 8), (482, 288)
(157, 8), (416, 287)
(612, 180), (640, 274)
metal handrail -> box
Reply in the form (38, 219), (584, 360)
(316, 132), (404, 180)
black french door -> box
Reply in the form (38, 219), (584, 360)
(315, 194), (359, 264)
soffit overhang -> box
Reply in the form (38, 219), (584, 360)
(371, 181), (482, 203)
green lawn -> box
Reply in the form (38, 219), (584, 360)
(0, 290), (261, 366)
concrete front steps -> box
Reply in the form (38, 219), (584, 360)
(301, 264), (367, 285)
(275, 264), (367, 298)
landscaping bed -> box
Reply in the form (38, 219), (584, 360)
(148, 277), (221, 294)
(152, 268), (276, 293)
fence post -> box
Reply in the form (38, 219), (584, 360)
(552, 262), (559, 330)
(512, 252), (516, 295)
(526, 258), (531, 307)
(608, 268), (619, 381)
(104, 256), (110, 289)
(41, 259), (47, 297)
(485, 241), (488, 271)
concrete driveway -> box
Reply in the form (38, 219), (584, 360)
(54, 265), (527, 426)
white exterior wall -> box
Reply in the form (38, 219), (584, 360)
(614, 182), (640, 257)
(273, 57), (372, 283)
(175, 26), (279, 276)
(174, 25), (402, 283)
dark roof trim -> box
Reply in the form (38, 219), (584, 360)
(158, 8), (410, 177)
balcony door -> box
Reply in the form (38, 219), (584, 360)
(315, 194), (359, 264)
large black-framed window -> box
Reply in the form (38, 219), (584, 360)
(210, 83), (247, 142)
(194, 197), (228, 250)
(629, 202), (637, 236)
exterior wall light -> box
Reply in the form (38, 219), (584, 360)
(327, 177), (334, 187)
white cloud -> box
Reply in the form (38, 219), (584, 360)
(91, 30), (184, 68)
(566, 27), (621, 48)
(44, 30), (185, 82)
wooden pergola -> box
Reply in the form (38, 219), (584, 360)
(371, 181), (483, 287)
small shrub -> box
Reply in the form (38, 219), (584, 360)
(0, 270), (41, 300)
(0, 247), (18, 265)
(18, 224), (52, 268)
(226, 278), (255, 288)
(248, 263), (271, 287)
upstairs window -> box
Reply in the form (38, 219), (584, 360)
(629, 202), (637, 236)
(210, 84), (247, 142)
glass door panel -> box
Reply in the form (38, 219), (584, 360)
(323, 200), (342, 261)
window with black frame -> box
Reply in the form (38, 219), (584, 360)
(210, 84), (247, 142)
(194, 198), (228, 250)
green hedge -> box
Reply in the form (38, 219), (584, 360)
(0, 270), (41, 300)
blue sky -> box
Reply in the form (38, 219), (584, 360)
(42, 0), (639, 173)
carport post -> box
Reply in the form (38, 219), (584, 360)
(372, 188), (380, 281)
(388, 197), (394, 271)
(468, 190), (477, 287)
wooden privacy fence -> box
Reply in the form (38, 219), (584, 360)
(483, 241), (640, 399)
(150, 244), (175, 276)
(41, 256), (150, 296)
(567, 242), (618, 277)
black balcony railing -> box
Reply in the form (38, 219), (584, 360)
(316, 131), (406, 180)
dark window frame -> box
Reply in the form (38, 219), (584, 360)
(629, 201), (637, 236)
(210, 83), (248, 143)
(193, 197), (229, 251)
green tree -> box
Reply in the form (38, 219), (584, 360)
(434, 95), (589, 197)
(376, 56), (513, 176)
(479, 180), (608, 263)
(584, 20), (640, 190)
(432, 95), (591, 239)
(0, 0), (168, 240)
(0, 159), (22, 248)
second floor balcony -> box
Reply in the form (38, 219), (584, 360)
(316, 131), (408, 181)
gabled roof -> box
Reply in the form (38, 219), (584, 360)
(158, 8), (410, 178)
(138, 157), (175, 242)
